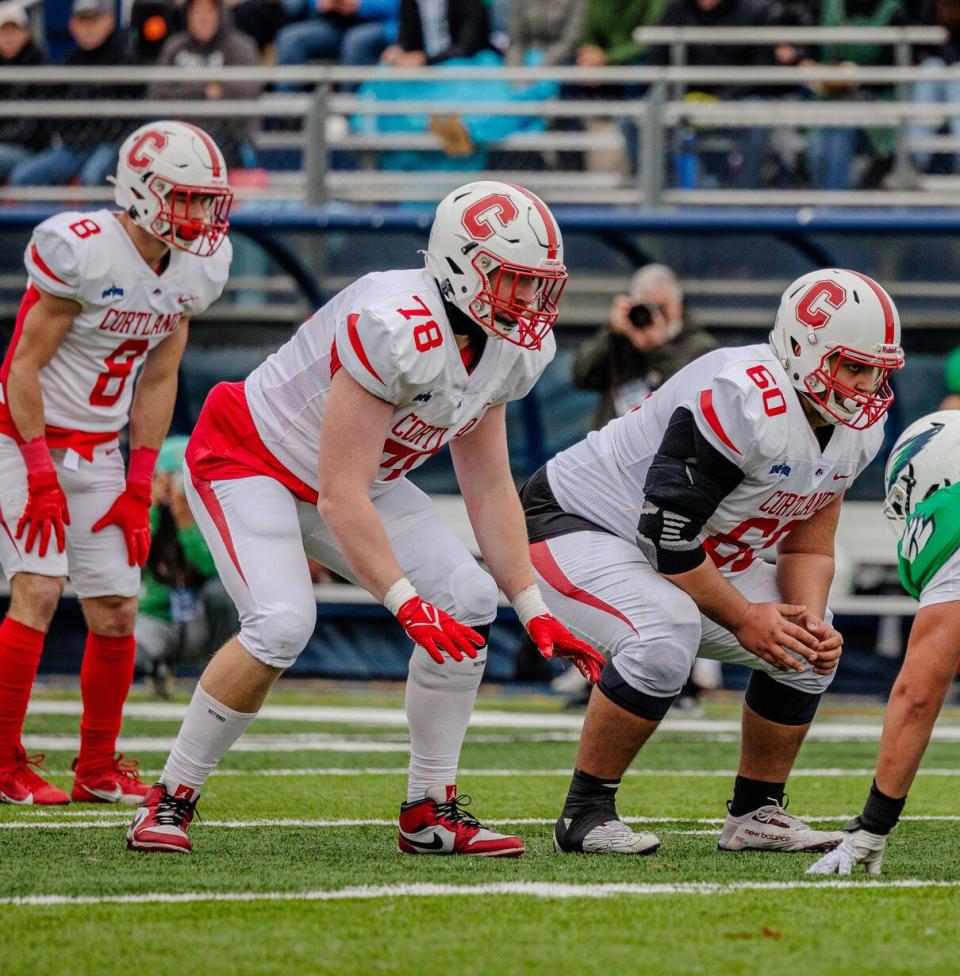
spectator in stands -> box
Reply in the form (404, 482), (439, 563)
(9, 0), (142, 188)
(804, 0), (910, 191)
(381, 0), (490, 67)
(127, 0), (182, 63)
(0, 2), (49, 183)
(147, 0), (263, 169)
(576, 0), (667, 69)
(232, 0), (289, 53)
(134, 437), (239, 699)
(506, 0), (585, 68)
(573, 264), (716, 429)
(908, 0), (960, 174)
(275, 0), (398, 86)
(650, 0), (775, 189)
(941, 346), (960, 409)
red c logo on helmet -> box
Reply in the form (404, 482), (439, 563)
(128, 130), (168, 171)
(461, 193), (520, 240)
(796, 280), (847, 329)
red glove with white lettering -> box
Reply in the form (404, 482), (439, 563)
(16, 437), (70, 558)
(514, 584), (606, 684)
(91, 446), (159, 567)
(385, 578), (485, 664)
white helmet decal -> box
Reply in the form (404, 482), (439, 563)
(883, 410), (960, 536)
(424, 180), (567, 350)
(769, 268), (904, 430)
(110, 120), (232, 257)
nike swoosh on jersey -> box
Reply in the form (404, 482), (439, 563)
(399, 832), (445, 851)
(833, 472), (852, 480)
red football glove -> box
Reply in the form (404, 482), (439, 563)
(16, 468), (71, 558)
(396, 595), (485, 665)
(92, 482), (152, 567)
(527, 614), (606, 684)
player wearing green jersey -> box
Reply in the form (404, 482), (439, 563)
(809, 410), (960, 875)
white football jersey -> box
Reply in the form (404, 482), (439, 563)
(6, 209), (230, 433)
(548, 342), (884, 574)
(244, 268), (555, 491)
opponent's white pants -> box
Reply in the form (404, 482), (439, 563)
(0, 435), (139, 598)
(531, 531), (835, 701)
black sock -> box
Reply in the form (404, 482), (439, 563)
(562, 768), (620, 819)
(857, 780), (906, 835)
(729, 775), (785, 817)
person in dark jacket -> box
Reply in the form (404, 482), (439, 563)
(10, 0), (143, 187)
(572, 263), (716, 430)
(0, 2), (49, 181)
(380, 0), (490, 66)
(147, 0), (263, 169)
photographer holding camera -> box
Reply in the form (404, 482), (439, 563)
(573, 263), (716, 430)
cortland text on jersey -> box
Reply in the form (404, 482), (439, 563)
(380, 411), (483, 481)
(98, 309), (182, 338)
(759, 489), (837, 519)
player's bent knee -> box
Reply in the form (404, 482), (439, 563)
(408, 641), (487, 691)
(447, 562), (498, 624)
(745, 670), (824, 726)
(10, 573), (64, 625)
(598, 660), (676, 721)
(242, 603), (316, 668)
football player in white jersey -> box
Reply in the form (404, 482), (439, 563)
(126, 181), (604, 856)
(0, 120), (232, 806)
(519, 268), (905, 855)
(809, 412), (960, 875)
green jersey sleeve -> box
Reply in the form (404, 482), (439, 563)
(897, 483), (960, 601)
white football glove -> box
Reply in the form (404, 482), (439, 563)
(806, 827), (888, 876)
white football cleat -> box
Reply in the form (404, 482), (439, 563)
(554, 809), (660, 855)
(718, 802), (842, 853)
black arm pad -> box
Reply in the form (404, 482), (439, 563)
(636, 407), (744, 574)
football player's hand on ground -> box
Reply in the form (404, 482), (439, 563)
(91, 483), (152, 567)
(395, 596), (485, 664)
(788, 611), (843, 675)
(807, 825), (887, 876)
(527, 614), (606, 684)
(732, 602), (819, 673)
(17, 469), (71, 557)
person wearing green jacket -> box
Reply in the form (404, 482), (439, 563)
(134, 436), (238, 697)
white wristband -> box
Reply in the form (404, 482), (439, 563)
(383, 577), (418, 617)
(511, 584), (550, 628)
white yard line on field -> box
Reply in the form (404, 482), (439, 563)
(25, 700), (960, 741)
(3, 814), (958, 829)
(4, 879), (960, 907)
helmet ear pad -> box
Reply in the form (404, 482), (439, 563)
(424, 180), (567, 350)
(111, 120), (233, 257)
(769, 268), (903, 430)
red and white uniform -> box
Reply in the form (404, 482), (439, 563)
(534, 343), (884, 698)
(0, 209), (230, 595)
(185, 269), (554, 667)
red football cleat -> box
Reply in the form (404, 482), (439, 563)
(0, 746), (70, 805)
(126, 782), (199, 853)
(71, 754), (151, 804)
(398, 785), (525, 857)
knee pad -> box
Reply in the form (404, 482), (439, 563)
(408, 640), (488, 692)
(447, 562), (498, 625)
(240, 601), (315, 668)
(598, 660), (675, 721)
(745, 670), (822, 726)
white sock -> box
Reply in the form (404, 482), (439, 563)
(161, 683), (257, 793)
(404, 643), (486, 803)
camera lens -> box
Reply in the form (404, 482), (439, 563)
(628, 303), (654, 329)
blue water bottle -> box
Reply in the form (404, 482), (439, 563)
(674, 127), (700, 189)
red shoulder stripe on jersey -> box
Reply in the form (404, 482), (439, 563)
(530, 540), (638, 633)
(699, 389), (741, 455)
(29, 245), (68, 286)
(507, 184), (559, 260)
(346, 313), (385, 385)
(189, 472), (247, 585)
(846, 270), (896, 344)
(329, 337), (341, 378)
(180, 122), (222, 178)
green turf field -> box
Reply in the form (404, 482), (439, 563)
(3, 684), (960, 976)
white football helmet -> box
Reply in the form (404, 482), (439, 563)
(882, 410), (960, 535)
(110, 120), (232, 257)
(424, 180), (567, 350)
(769, 268), (904, 430)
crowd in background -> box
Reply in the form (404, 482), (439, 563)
(2, 0), (960, 189)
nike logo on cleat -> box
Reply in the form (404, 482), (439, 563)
(400, 832), (445, 851)
(81, 785), (123, 802)
(0, 791), (32, 804)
